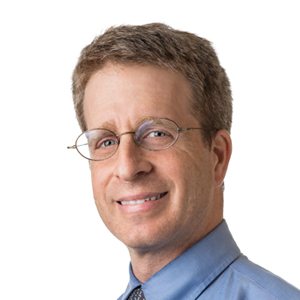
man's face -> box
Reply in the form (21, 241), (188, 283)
(84, 64), (220, 255)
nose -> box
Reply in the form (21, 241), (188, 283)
(113, 133), (153, 182)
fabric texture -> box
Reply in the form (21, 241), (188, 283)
(127, 286), (146, 300)
(118, 220), (300, 300)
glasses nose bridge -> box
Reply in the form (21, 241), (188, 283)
(116, 131), (136, 139)
(116, 131), (138, 145)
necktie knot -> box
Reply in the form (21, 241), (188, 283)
(127, 286), (146, 300)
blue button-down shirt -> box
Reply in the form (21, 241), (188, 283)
(118, 220), (300, 300)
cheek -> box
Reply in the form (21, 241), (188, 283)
(91, 170), (116, 231)
(168, 148), (214, 200)
(90, 164), (111, 207)
(166, 146), (209, 182)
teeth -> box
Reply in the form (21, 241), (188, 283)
(120, 192), (166, 205)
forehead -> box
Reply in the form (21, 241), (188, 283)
(83, 63), (196, 130)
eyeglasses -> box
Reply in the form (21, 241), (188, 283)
(68, 118), (206, 161)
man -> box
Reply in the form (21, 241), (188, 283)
(68, 23), (300, 299)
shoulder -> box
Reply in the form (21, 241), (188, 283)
(116, 295), (124, 300)
(214, 254), (300, 300)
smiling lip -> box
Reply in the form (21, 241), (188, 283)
(117, 192), (168, 206)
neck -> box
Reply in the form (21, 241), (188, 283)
(128, 216), (223, 283)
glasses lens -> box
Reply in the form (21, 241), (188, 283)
(136, 118), (179, 150)
(76, 129), (118, 160)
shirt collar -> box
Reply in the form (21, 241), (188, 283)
(121, 220), (241, 300)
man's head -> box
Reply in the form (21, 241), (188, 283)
(71, 24), (232, 275)
(72, 23), (232, 148)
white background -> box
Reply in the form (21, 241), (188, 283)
(1, 1), (299, 299)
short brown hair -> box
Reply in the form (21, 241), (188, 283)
(72, 23), (232, 146)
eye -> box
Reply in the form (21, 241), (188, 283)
(135, 119), (178, 150)
(147, 131), (166, 138)
(98, 138), (117, 148)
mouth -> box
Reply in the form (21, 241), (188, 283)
(118, 192), (168, 206)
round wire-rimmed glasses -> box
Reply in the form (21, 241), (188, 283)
(67, 118), (206, 161)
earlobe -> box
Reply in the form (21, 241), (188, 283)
(212, 130), (232, 187)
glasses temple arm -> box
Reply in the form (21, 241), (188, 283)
(178, 127), (204, 131)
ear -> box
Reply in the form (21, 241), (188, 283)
(211, 129), (232, 187)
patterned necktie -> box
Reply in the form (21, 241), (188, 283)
(127, 286), (146, 300)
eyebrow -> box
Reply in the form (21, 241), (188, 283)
(94, 116), (160, 132)
(95, 121), (116, 131)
